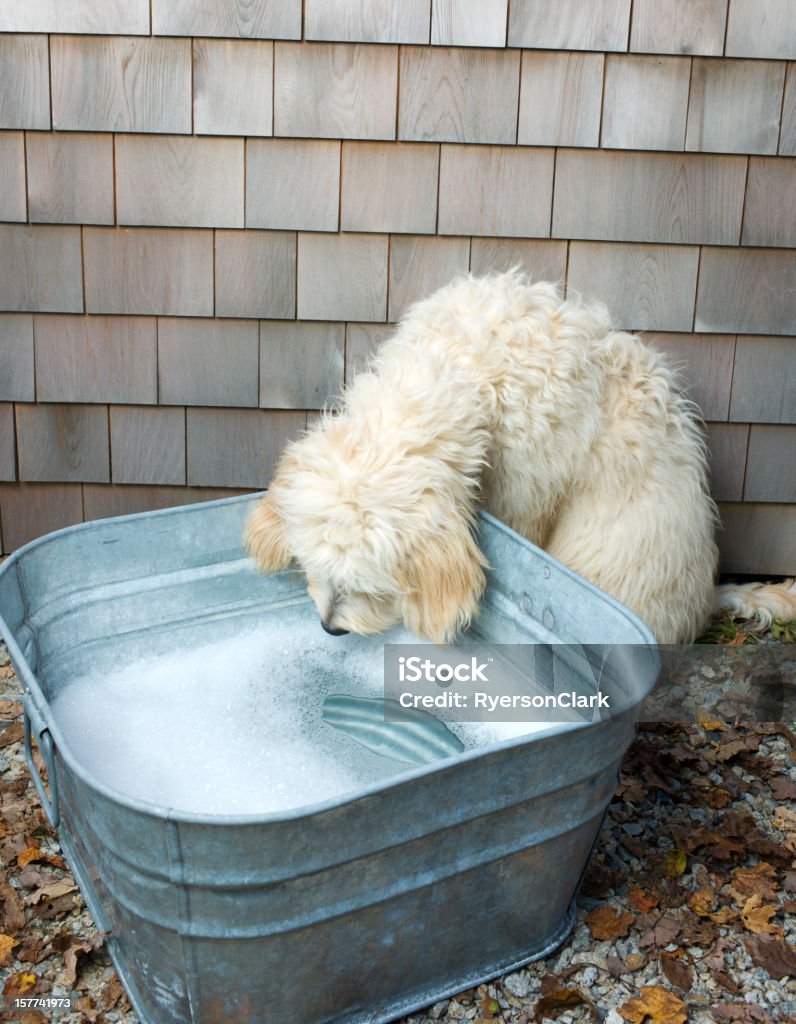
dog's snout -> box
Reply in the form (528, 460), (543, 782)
(321, 619), (350, 637)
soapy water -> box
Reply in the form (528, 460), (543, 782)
(51, 603), (551, 815)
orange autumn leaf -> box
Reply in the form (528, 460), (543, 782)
(619, 985), (687, 1024)
(17, 845), (41, 869)
(730, 863), (779, 903)
(2, 971), (37, 996)
(0, 933), (18, 967)
(741, 895), (782, 936)
(628, 888), (659, 913)
(586, 905), (634, 941)
(688, 886), (736, 924)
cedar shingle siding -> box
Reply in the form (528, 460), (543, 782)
(0, 0), (793, 575)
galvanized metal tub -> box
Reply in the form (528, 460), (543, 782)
(0, 495), (659, 1024)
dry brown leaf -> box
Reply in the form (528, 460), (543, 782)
(0, 879), (27, 934)
(586, 905), (634, 940)
(24, 879), (77, 906)
(619, 985), (687, 1024)
(0, 699), (22, 719)
(740, 895), (781, 936)
(628, 888), (659, 913)
(0, 722), (23, 748)
(743, 935), (796, 980)
(712, 1001), (775, 1023)
(17, 844), (41, 869)
(2, 971), (37, 997)
(688, 887), (736, 924)
(728, 862), (779, 903)
(0, 665), (15, 679)
(660, 950), (694, 992)
(0, 932), (18, 967)
(770, 774), (796, 801)
(534, 988), (596, 1022)
(75, 995), (101, 1023)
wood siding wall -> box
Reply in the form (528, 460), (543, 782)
(0, 0), (794, 573)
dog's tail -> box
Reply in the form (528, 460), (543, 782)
(713, 578), (796, 630)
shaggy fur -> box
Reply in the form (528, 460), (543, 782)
(714, 579), (796, 630)
(246, 272), (726, 645)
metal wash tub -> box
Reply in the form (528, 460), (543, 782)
(0, 495), (658, 1024)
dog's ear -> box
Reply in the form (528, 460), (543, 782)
(245, 490), (292, 572)
(400, 520), (487, 643)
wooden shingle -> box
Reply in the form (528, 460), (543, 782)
(717, 502), (796, 574)
(602, 55), (690, 151)
(0, 482), (83, 552)
(0, 35), (49, 130)
(16, 403), (109, 483)
(0, 0), (149, 33)
(705, 422), (748, 501)
(0, 405), (15, 482)
(27, 132), (114, 225)
(725, 0), (796, 59)
(630, 0), (727, 56)
(35, 314), (157, 404)
(247, 139), (340, 231)
(399, 47), (519, 144)
(567, 242), (699, 331)
(84, 228), (213, 317)
(345, 323), (392, 385)
(51, 36), (191, 134)
(469, 239), (567, 283)
(274, 43), (397, 140)
(553, 150), (746, 245)
(215, 230), (296, 319)
(158, 318), (260, 408)
(438, 145), (554, 237)
(0, 132), (25, 221)
(781, 64), (796, 156)
(0, 315), (34, 402)
(431, 0), (507, 47)
(298, 233), (388, 322)
(696, 249), (796, 335)
(153, 0), (300, 39)
(742, 158), (796, 248)
(744, 425), (796, 501)
(194, 40), (273, 137)
(110, 406), (186, 486)
(186, 408), (305, 487)
(388, 236), (470, 321)
(260, 321), (345, 409)
(306, 0), (430, 43)
(645, 333), (736, 420)
(730, 336), (796, 423)
(518, 52), (603, 148)
(508, 0), (630, 51)
(686, 59), (785, 155)
(82, 484), (251, 522)
(0, 225), (83, 313)
(341, 142), (439, 233)
(116, 136), (244, 228)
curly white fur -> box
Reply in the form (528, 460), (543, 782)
(247, 272), (724, 644)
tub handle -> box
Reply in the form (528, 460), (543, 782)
(23, 704), (60, 829)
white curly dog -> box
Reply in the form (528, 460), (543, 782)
(246, 272), (795, 644)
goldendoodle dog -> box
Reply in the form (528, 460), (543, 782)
(245, 272), (794, 644)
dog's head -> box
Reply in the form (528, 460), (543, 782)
(244, 423), (487, 643)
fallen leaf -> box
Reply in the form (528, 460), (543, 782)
(75, 995), (101, 1023)
(628, 888), (659, 913)
(728, 862), (779, 903)
(619, 985), (687, 1024)
(665, 849), (687, 877)
(688, 887), (736, 924)
(534, 988), (596, 1022)
(704, 787), (733, 809)
(2, 971), (37, 997)
(712, 1001), (774, 1024)
(743, 935), (796, 980)
(0, 722), (23, 748)
(100, 975), (127, 1011)
(0, 879), (27, 934)
(638, 916), (682, 949)
(740, 895), (781, 936)
(585, 905), (634, 940)
(660, 951), (693, 991)
(626, 952), (647, 971)
(770, 775), (796, 801)
(24, 879), (77, 906)
(0, 665), (15, 679)
(0, 699), (22, 719)
(17, 844), (41, 869)
(0, 932), (18, 966)
(62, 937), (95, 987)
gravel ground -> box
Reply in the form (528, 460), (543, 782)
(0, 637), (794, 1024)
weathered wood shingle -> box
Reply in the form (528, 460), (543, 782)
(718, 503), (796, 574)
(518, 52), (603, 148)
(438, 145), (554, 237)
(0, 225), (83, 313)
(567, 242), (699, 331)
(16, 403), (109, 482)
(306, 0), (430, 43)
(158, 318), (260, 408)
(399, 47), (519, 144)
(345, 323), (392, 385)
(705, 423), (748, 501)
(553, 150), (746, 245)
(215, 230), (296, 319)
(84, 228), (213, 317)
(0, 405), (15, 481)
(341, 142), (439, 233)
(110, 406), (186, 485)
(27, 132), (114, 224)
(0, 315), (34, 401)
(260, 321), (344, 409)
(193, 40), (273, 137)
(686, 59), (785, 155)
(646, 333), (736, 420)
(186, 408), (305, 487)
(388, 236), (470, 322)
(509, 0), (630, 50)
(34, 315), (157, 404)
(152, 0), (301, 39)
(0, 0), (149, 33)
(0, 35), (50, 129)
(730, 337), (796, 423)
(781, 65), (796, 156)
(695, 249), (796, 335)
(246, 140), (340, 231)
(0, 132), (25, 221)
(725, 0), (796, 59)
(602, 55), (690, 150)
(298, 233), (388, 321)
(744, 426), (796, 501)
(274, 43), (397, 140)
(51, 36), (191, 133)
(116, 136), (244, 228)
(742, 158), (796, 248)
(630, 0), (727, 56)
(431, 0), (507, 47)
(0, 483), (83, 552)
(469, 239), (568, 282)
